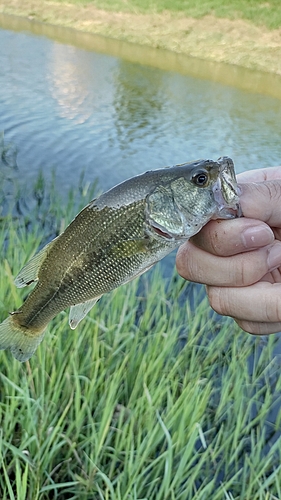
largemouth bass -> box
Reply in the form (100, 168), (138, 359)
(0, 156), (241, 362)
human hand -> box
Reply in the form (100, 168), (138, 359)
(176, 167), (281, 335)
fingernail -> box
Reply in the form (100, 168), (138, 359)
(267, 242), (281, 272)
(242, 226), (274, 249)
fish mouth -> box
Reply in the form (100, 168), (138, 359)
(213, 185), (242, 218)
(212, 157), (242, 219)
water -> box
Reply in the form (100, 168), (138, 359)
(0, 15), (281, 195)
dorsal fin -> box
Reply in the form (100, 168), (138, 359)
(14, 238), (57, 288)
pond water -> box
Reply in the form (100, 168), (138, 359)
(0, 14), (281, 195)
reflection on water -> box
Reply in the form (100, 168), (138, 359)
(0, 14), (280, 196)
(48, 44), (92, 123)
(112, 62), (164, 154)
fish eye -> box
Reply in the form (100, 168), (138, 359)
(192, 170), (209, 187)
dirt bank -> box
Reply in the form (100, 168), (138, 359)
(1, 0), (281, 75)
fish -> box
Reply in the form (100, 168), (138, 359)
(0, 156), (241, 362)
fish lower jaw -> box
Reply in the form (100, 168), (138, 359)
(214, 203), (242, 219)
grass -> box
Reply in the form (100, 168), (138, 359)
(1, 175), (281, 499)
(54, 0), (281, 30)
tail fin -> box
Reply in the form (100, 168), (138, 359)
(0, 316), (45, 362)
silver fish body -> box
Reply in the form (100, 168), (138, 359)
(0, 156), (240, 361)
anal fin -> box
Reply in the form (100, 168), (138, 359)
(69, 297), (101, 330)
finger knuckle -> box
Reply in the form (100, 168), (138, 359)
(262, 182), (281, 222)
(236, 320), (260, 334)
(267, 296), (281, 323)
(236, 319), (281, 335)
(176, 244), (204, 283)
(238, 258), (255, 286)
(233, 251), (266, 287)
(207, 286), (230, 316)
(176, 246), (188, 279)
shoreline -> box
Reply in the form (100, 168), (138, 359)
(0, 1), (281, 76)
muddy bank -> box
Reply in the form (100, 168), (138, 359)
(0, 1), (281, 75)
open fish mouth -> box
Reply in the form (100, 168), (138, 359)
(212, 157), (242, 219)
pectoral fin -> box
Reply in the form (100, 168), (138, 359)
(14, 238), (56, 288)
(69, 297), (101, 330)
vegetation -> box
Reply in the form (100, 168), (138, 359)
(1, 175), (281, 499)
(55, 0), (281, 30)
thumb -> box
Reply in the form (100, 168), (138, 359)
(239, 180), (281, 227)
